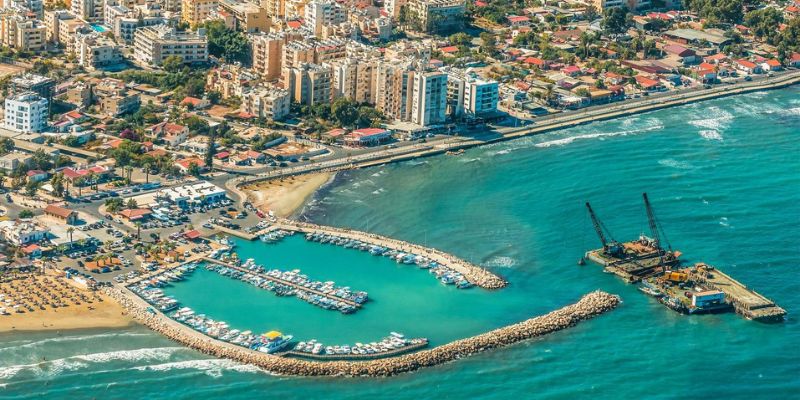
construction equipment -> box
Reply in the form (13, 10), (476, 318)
(585, 202), (624, 257)
(642, 193), (673, 264)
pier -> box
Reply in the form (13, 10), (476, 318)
(106, 286), (620, 377)
(256, 219), (508, 290)
(689, 264), (786, 322)
(202, 257), (363, 309)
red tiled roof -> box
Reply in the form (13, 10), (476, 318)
(26, 169), (46, 177)
(523, 57), (545, 65)
(440, 46), (459, 53)
(183, 230), (201, 239)
(119, 208), (151, 220)
(507, 15), (530, 23)
(736, 59), (757, 69)
(45, 204), (75, 219)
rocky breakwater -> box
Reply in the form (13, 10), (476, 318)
(278, 220), (509, 290)
(106, 286), (620, 377)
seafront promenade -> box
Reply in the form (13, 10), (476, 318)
(258, 219), (509, 289)
(106, 285), (620, 376)
(231, 70), (800, 192)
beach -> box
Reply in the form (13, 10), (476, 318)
(244, 172), (332, 218)
(0, 275), (133, 333)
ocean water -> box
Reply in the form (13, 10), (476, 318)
(2, 88), (799, 399)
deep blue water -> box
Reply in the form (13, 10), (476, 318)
(1, 88), (799, 399)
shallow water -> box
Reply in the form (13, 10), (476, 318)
(1, 88), (799, 399)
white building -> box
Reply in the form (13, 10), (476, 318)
(157, 181), (227, 207)
(304, 0), (346, 36)
(71, 0), (104, 22)
(242, 86), (291, 121)
(133, 25), (208, 66)
(443, 68), (498, 118)
(0, 220), (49, 246)
(410, 70), (447, 126)
(4, 92), (48, 133)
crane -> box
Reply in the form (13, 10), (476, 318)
(586, 202), (623, 257)
(642, 192), (673, 263)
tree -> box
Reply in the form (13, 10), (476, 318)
(201, 20), (250, 64)
(602, 7), (629, 34)
(67, 227), (75, 246)
(449, 32), (471, 46)
(683, 0), (744, 25)
(0, 137), (12, 155)
(204, 132), (216, 168)
(19, 210), (34, 219)
(126, 198), (138, 209)
(187, 162), (201, 177)
(25, 180), (39, 197)
(143, 162), (152, 184)
(162, 55), (184, 73)
(105, 197), (123, 212)
(479, 32), (498, 57)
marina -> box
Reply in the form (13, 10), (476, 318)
(255, 220), (507, 289)
(584, 194), (786, 322)
(203, 257), (367, 314)
(107, 284), (621, 376)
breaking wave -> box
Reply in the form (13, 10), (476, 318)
(658, 159), (694, 170)
(0, 347), (186, 380)
(534, 118), (664, 148)
(133, 359), (266, 377)
(699, 130), (723, 141)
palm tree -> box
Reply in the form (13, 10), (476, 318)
(143, 163), (151, 183)
(135, 222), (141, 239)
(67, 227), (75, 247)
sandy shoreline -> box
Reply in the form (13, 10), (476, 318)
(0, 290), (133, 333)
(244, 172), (333, 218)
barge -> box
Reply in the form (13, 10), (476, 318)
(583, 193), (785, 323)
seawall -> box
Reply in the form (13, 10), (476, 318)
(106, 286), (620, 377)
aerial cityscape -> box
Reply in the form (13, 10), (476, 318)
(0, 0), (797, 396)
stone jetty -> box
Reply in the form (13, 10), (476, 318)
(261, 219), (509, 290)
(107, 286), (620, 377)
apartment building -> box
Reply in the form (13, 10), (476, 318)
(442, 67), (498, 118)
(43, 9), (74, 43)
(591, 0), (651, 11)
(133, 24), (208, 66)
(206, 64), (260, 98)
(241, 85), (290, 120)
(282, 63), (331, 106)
(76, 32), (123, 69)
(406, 0), (465, 33)
(93, 78), (141, 116)
(4, 92), (48, 133)
(251, 31), (289, 81)
(304, 0), (346, 35)
(328, 57), (375, 104)
(182, 0), (218, 26)
(0, 13), (46, 52)
(71, 0), (104, 22)
(216, 0), (268, 32)
(410, 70), (446, 126)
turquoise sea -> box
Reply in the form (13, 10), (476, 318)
(1, 88), (799, 399)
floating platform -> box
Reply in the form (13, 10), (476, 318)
(586, 245), (785, 323)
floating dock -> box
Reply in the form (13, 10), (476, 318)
(583, 194), (785, 323)
(689, 264), (785, 322)
(202, 257), (363, 309)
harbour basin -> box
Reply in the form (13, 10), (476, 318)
(162, 235), (536, 347)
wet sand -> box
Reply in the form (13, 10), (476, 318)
(244, 172), (332, 218)
(0, 275), (133, 333)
